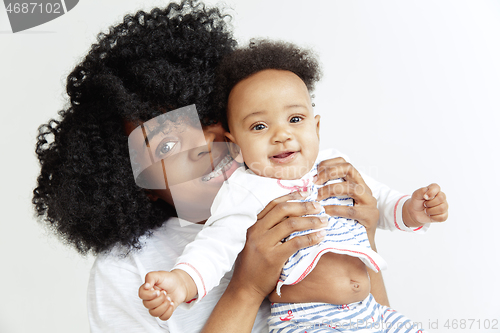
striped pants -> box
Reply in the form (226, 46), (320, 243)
(268, 294), (425, 333)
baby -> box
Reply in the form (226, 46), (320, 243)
(139, 40), (446, 332)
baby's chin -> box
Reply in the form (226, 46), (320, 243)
(251, 164), (311, 180)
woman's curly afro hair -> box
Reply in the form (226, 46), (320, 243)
(214, 39), (322, 130)
(32, 0), (236, 255)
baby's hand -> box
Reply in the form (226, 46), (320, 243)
(138, 270), (193, 321)
(404, 183), (448, 226)
(139, 283), (175, 320)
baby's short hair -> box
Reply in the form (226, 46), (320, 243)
(215, 39), (322, 130)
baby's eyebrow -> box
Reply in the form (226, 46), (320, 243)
(242, 110), (266, 122)
(285, 104), (307, 109)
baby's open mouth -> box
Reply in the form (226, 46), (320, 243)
(273, 152), (294, 159)
(270, 151), (298, 163)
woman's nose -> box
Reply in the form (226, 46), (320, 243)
(189, 144), (210, 160)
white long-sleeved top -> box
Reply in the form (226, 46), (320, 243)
(173, 148), (428, 305)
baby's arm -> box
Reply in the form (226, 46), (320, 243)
(138, 269), (197, 321)
(313, 150), (449, 231)
(363, 173), (448, 231)
(139, 179), (263, 320)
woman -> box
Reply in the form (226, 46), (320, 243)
(33, 1), (442, 332)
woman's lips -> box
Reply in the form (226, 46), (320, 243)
(209, 158), (241, 182)
(270, 151), (297, 164)
(201, 154), (240, 182)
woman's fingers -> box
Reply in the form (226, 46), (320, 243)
(313, 158), (379, 231)
(315, 159), (363, 186)
(238, 213), (328, 297)
(323, 204), (361, 221)
(266, 215), (329, 246)
(277, 229), (326, 258)
(256, 190), (309, 220)
(314, 160), (373, 204)
(317, 181), (377, 208)
(324, 204), (379, 230)
(316, 181), (363, 201)
(257, 199), (322, 230)
(314, 157), (348, 185)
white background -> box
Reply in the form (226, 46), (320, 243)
(1, 0), (499, 332)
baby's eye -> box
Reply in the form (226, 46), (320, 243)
(156, 141), (177, 158)
(252, 124), (266, 131)
(290, 116), (303, 123)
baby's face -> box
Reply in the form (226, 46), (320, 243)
(226, 69), (320, 180)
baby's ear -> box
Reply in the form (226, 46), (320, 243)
(226, 142), (244, 163)
(225, 132), (236, 144)
(315, 115), (321, 137)
(224, 133), (243, 163)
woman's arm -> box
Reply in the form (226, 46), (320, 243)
(202, 192), (328, 333)
(366, 231), (390, 306)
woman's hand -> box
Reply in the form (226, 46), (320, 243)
(202, 191), (327, 333)
(314, 157), (379, 239)
(233, 191), (328, 298)
(313, 157), (390, 306)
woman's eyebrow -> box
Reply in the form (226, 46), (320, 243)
(138, 122), (172, 163)
(142, 122), (172, 148)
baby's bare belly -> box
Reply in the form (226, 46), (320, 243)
(268, 253), (370, 305)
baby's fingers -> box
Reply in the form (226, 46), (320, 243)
(423, 183), (441, 200)
(425, 194), (448, 222)
(139, 284), (161, 301)
(425, 204), (448, 217)
(143, 290), (167, 310)
(147, 293), (175, 320)
(158, 300), (176, 321)
(424, 190), (447, 208)
(143, 271), (167, 289)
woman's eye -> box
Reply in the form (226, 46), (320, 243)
(157, 141), (176, 157)
(290, 116), (302, 123)
(252, 124), (266, 131)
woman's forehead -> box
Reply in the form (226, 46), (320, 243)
(126, 105), (200, 134)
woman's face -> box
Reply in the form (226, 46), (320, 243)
(125, 110), (240, 223)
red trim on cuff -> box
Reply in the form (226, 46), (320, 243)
(393, 195), (410, 231)
(176, 262), (207, 298)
